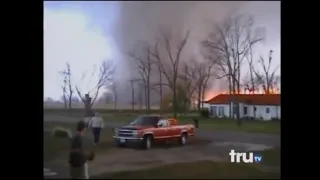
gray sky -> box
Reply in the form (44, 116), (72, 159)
(44, 1), (280, 102)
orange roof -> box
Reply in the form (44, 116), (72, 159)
(205, 94), (280, 105)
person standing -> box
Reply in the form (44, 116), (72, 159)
(69, 121), (90, 179)
(88, 112), (104, 145)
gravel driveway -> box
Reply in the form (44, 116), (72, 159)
(43, 114), (280, 178)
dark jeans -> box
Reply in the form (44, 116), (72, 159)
(92, 128), (101, 144)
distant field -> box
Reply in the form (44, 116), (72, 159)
(44, 102), (161, 110)
(44, 111), (280, 134)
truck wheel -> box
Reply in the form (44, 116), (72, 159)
(179, 133), (188, 146)
(143, 135), (152, 149)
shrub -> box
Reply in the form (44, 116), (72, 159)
(271, 118), (281, 122)
(200, 109), (210, 118)
(44, 108), (201, 115)
(52, 126), (72, 139)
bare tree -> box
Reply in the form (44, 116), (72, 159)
(59, 62), (73, 109)
(178, 61), (198, 112)
(201, 59), (217, 108)
(245, 38), (257, 94)
(193, 61), (207, 111)
(242, 73), (261, 94)
(128, 41), (153, 112)
(150, 27), (190, 118)
(190, 57), (217, 111)
(202, 14), (264, 126)
(242, 75), (251, 94)
(129, 78), (142, 111)
(241, 74), (259, 118)
(66, 63), (73, 109)
(111, 80), (118, 110)
(253, 50), (280, 94)
(150, 65), (164, 112)
(60, 72), (68, 109)
(158, 66), (163, 110)
(59, 94), (67, 109)
(75, 60), (114, 117)
(272, 75), (281, 93)
(137, 81), (144, 110)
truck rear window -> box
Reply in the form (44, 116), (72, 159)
(131, 116), (162, 126)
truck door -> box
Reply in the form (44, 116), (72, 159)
(155, 119), (170, 140)
(168, 118), (180, 138)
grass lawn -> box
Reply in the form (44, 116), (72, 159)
(257, 147), (281, 166)
(93, 160), (280, 179)
(100, 113), (280, 134)
(44, 111), (280, 134)
(43, 122), (116, 162)
(178, 117), (280, 134)
(43, 121), (211, 162)
(43, 131), (70, 162)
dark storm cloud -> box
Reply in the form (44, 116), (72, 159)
(110, 1), (280, 103)
(44, 1), (280, 102)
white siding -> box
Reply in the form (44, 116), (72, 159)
(209, 104), (229, 117)
(277, 106), (281, 119)
(253, 105), (281, 121)
(200, 103), (210, 109)
(230, 102), (245, 118)
(209, 103), (281, 121)
(242, 103), (254, 117)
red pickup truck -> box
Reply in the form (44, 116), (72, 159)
(112, 115), (195, 149)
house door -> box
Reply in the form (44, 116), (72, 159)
(210, 106), (217, 117)
(243, 106), (248, 116)
(218, 106), (224, 117)
(265, 107), (271, 120)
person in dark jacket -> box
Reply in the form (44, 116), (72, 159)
(69, 121), (92, 179)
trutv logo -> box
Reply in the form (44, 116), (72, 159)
(229, 150), (262, 163)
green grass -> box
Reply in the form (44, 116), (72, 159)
(257, 147), (281, 166)
(93, 160), (280, 179)
(44, 111), (280, 134)
(92, 147), (281, 179)
(43, 131), (70, 162)
(43, 121), (210, 162)
(99, 114), (280, 134)
(43, 122), (116, 162)
(178, 117), (280, 134)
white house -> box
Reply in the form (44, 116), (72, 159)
(205, 94), (281, 121)
(199, 102), (210, 109)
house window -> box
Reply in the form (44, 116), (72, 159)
(211, 106), (217, 117)
(244, 106), (248, 115)
(218, 106), (224, 117)
(254, 107), (257, 111)
(266, 107), (270, 113)
(233, 103), (237, 114)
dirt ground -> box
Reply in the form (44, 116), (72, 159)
(45, 139), (277, 178)
(43, 114), (280, 178)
